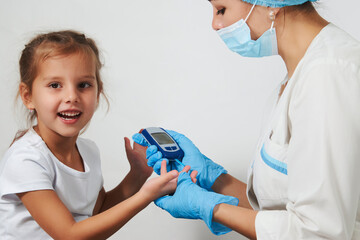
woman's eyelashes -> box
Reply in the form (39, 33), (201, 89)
(217, 8), (226, 15)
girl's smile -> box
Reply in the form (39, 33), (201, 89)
(57, 110), (82, 124)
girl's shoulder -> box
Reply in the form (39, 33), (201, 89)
(7, 129), (47, 156)
(0, 130), (56, 201)
(10, 128), (44, 147)
(1, 129), (53, 172)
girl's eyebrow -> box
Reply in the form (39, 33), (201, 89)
(80, 75), (96, 80)
(42, 76), (62, 81)
(42, 75), (96, 81)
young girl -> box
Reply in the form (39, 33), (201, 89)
(0, 30), (190, 239)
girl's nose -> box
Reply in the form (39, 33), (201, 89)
(65, 87), (79, 103)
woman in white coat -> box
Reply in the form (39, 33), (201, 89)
(134, 0), (360, 239)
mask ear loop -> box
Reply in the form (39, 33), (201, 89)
(244, 0), (258, 23)
(269, 10), (275, 31)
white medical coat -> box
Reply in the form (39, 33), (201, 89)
(247, 24), (360, 239)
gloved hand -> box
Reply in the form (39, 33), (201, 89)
(132, 130), (227, 190)
(155, 172), (239, 235)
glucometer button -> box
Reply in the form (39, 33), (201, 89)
(171, 146), (177, 150)
(165, 147), (172, 151)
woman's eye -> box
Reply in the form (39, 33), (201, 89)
(49, 83), (61, 88)
(79, 82), (91, 88)
(217, 8), (225, 15)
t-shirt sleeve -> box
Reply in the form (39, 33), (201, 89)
(0, 146), (54, 201)
(255, 60), (360, 239)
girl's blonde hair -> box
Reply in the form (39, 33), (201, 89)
(13, 30), (107, 143)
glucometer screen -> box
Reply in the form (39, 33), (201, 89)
(151, 133), (175, 145)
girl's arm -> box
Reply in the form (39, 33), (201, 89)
(18, 190), (149, 240)
(94, 137), (153, 214)
(17, 164), (183, 240)
(211, 173), (252, 209)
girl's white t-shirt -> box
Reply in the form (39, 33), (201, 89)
(0, 128), (104, 239)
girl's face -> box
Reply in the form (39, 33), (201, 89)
(209, 0), (272, 39)
(25, 52), (99, 139)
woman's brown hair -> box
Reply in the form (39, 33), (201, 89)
(287, 1), (316, 15)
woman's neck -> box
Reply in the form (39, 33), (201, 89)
(276, 8), (329, 78)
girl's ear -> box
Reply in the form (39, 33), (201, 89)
(19, 83), (35, 110)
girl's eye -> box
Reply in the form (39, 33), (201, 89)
(79, 82), (91, 89)
(217, 8), (225, 15)
(49, 83), (61, 88)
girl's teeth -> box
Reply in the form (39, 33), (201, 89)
(63, 112), (79, 116)
(58, 112), (81, 119)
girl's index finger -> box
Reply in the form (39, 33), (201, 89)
(160, 159), (168, 175)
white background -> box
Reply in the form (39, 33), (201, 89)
(0, 0), (359, 239)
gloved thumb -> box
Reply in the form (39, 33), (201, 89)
(166, 130), (199, 154)
(132, 133), (149, 146)
(177, 171), (192, 184)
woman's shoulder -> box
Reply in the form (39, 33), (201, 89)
(304, 23), (360, 66)
(287, 24), (360, 106)
(292, 23), (360, 87)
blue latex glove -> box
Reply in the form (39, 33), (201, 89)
(155, 172), (239, 235)
(132, 130), (227, 190)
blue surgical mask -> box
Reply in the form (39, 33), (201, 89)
(217, 3), (278, 58)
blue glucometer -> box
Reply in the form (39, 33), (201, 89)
(141, 127), (184, 161)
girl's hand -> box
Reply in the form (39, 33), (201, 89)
(124, 137), (153, 179)
(139, 160), (197, 202)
